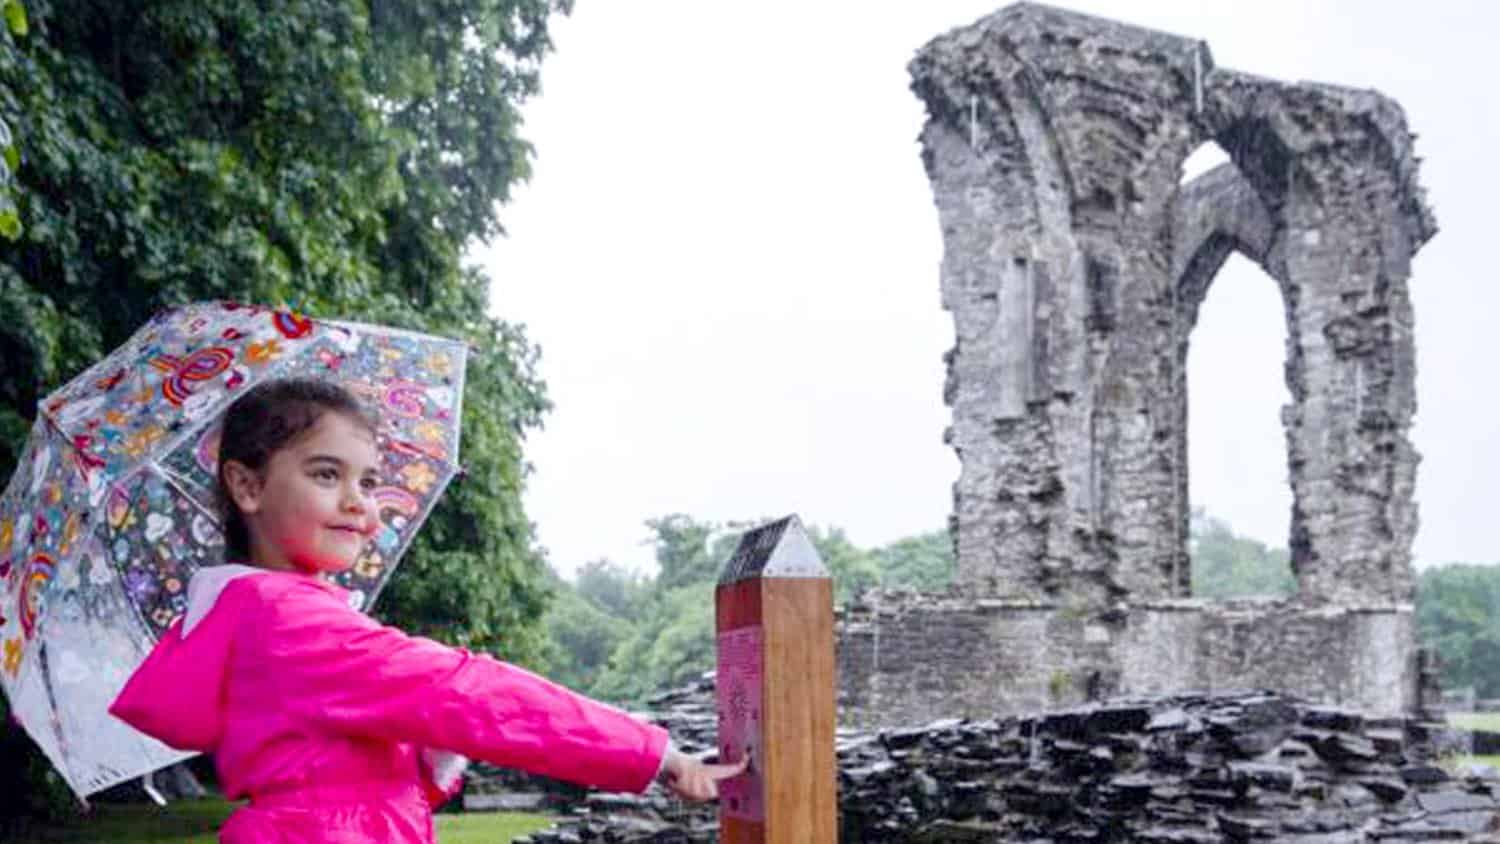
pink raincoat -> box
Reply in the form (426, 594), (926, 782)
(110, 565), (669, 843)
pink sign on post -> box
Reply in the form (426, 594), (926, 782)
(716, 625), (764, 822)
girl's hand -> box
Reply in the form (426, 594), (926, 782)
(660, 747), (749, 801)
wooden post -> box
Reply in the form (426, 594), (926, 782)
(716, 515), (836, 843)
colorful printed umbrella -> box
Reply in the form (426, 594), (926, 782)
(0, 301), (467, 798)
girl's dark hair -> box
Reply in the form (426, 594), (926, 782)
(215, 377), (379, 559)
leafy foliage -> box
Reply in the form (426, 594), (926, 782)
(647, 514), (726, 593)
(543, 510), (1500, 715)
(1417, 564), (1500, 699)
(573, 558), (648, 622)
(589, 580), (715, 704)
(804, 523), (882, 603)
(0, 0), (569, 821)
(538, 566), (631, 693)
(579, 515), (729, 703)
(0, 0), (572, 656)
(1189, 510), (1295, 598)
(0, 1), (23, 240)
(545, 515), (958, 706)
(871, 528), (955, 592)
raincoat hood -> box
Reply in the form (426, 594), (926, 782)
(109, 564), (273, 751)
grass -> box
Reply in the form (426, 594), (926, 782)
(1441, 712), (1500, 774)
(1447, 711), (1500, 732)
(9, 798), (553, 843)
(436, 811), (556, 844)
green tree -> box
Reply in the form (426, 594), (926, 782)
(577, 515), (892, 705)
(647, 513), (722, 592)
(574, 558), (648, 622)
(591, 580), (716, 704)
(871, 528), (955, 592)
(0, 0), (568, 822)
(0, 2), (20, 242)
(540, 578), (631, 694)
(1416, 564), (1500, 699)
(804, 523), (880, 605)
(1189, 510), (1295, 599)
(0, 0), (572, 657)
(541, 518), (965, 707)
(587, 515), (726, 704)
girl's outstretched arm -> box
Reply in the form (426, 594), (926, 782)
(249, 577), (670, 794)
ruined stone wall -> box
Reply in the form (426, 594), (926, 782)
(520, 676), (1500, 843)
(917, 3), (1433, 606)
(879, 2), (1436, 724)
(837, 591), (1415, 729)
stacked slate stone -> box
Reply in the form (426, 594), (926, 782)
(475, 673), (723, 841)
(833, 697), (1499, 842)
(461, 762), (587, 814)
(509, 677), (1500, 843)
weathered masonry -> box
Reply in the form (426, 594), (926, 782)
(839, 3), (1435, 727)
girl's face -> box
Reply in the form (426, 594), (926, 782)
(223, 411), (382, 574)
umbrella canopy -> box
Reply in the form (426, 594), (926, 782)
(0, 301), (467, 797)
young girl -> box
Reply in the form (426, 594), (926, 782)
(110, 378), (741, 842)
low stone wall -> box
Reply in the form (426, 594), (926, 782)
(510, 676), (1499, 843)
(836, 591), (1414, 728)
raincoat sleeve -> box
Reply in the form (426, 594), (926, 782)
(255, 580), (670, 794)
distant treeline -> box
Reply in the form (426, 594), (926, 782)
(540, 511), (1499, 704)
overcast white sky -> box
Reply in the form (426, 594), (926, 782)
(476, 1), (1498, 579)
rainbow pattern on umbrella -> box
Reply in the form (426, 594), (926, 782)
(1, 300), (467, 678)
(0, 301), (469, 797)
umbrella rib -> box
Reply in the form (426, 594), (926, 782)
(154, 464), (226, 527)
(322, 318), (466, 347)
(449, 344), (470, 460)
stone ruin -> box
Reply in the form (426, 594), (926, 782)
(510, 674), (1500, 842)
(839, 1), (1437, 728)
(499, 5), (1479, 841)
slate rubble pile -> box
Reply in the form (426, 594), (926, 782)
(500, 674), (1500, 842)
(486, 675), (722, 841)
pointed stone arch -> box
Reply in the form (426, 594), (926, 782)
(835, 3), (1442, 727)
(1170, 157), (1288, 594)
(914, 2), (1434, 607)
